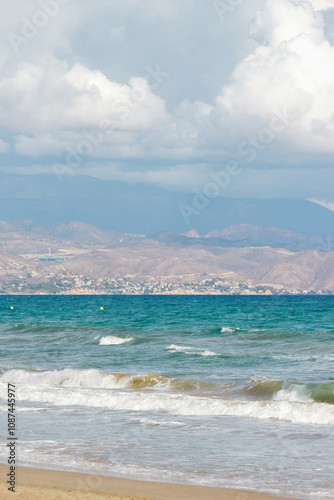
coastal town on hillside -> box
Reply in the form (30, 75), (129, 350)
(0, 271), (331, 296)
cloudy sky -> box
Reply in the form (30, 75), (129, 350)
(1, 0), (334, 209)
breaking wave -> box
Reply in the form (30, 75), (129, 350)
(221, 327), (237, 333)
(0, 370), (334, 425)
(99, 336), (134, 345)
(166, 344), (218, 356)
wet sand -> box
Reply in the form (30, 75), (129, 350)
(0, 464), (303, 499)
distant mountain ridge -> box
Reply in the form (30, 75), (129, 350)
(0, 219), (332, 253)
(152, 224), (333, 252)
(204, 224), (331, 251)
(1, 173), (334, 237)
(50, 222), (141, 246)
(0, 220), (142, 254)
(205, 224), (304, 241)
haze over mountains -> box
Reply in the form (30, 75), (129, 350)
(1, 173), (334, 238)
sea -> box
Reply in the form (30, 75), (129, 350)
(0, 295), (334, 499)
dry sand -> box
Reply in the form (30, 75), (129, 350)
(0, 465), (303, 500)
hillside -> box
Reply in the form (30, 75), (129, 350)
(151, 225), (332, 252)
(0, 220), (333, 294)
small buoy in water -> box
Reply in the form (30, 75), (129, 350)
(100, 307), (104, 311)
(10, 306), (14, 310)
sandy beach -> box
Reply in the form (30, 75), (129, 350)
(0, 465), (304, 500)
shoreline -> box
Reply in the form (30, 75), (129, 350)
(0, 465), (304, 500)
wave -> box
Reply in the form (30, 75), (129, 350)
(0, 369), (215, 392)
(1, 370), (333, 425)
(310, 383), (334, 405)
(99, 336), (134, 345)
(6, 324), (91, 334)
(0, 406), (49, 413)
(3, 325), (137, 344)
(223, 376), (284, 398)
(221, 327), (237, 333)
(1, 370), (333, 403)
(132, 417), (187, 426)
(166, 345), (218, 356)
(229, 377), (334, 405)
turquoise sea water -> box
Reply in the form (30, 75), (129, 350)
(0, 295), (334, 498)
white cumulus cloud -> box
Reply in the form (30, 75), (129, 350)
(308, 0), (334, 10)
(0, 60), (171, 158)
(214, 0), (334, 154)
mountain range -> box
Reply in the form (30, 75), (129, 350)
(1, 173), (333, 238)
(0, 219), (333, 293)
(1, 172), (333, 293)
(0, 219), (332, 253)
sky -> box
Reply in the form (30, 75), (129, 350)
(1, 0), (334, 214)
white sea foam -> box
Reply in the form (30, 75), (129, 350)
(273, 389), (309, 403)
(166, 345), (218, 356)
(1, 369), (334, 426)
(201, 350), (218, 356)
(0, 368), (131, 390)
(0, 369), (183, 393)
(167, 344), (196, 352)
(18, 407), (49, 413)
(273, 355), (334, 361)
(99, 336), (133, 345)
(14, 388), (334, 425)
(133, 417), (186, 426)
(221, 327), (235, 333)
